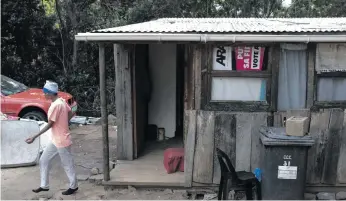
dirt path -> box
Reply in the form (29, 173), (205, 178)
(1, 125), (188, 200)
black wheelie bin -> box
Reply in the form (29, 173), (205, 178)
(259, 127), (314, 200)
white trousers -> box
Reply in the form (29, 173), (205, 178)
(39, 143), (78, 189)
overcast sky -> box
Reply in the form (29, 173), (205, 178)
(282, 0), (292, 8)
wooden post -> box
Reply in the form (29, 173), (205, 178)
(306, 44), (316, 108)
(114, 44), (133, 160)
(99, 43), (110, 181)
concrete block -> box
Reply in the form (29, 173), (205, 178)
(336, 192), (346, 200)
(305, 193), (316, 200)
(286, 116), (309, 136)
(1, 120), (40, 168)
(317, 192), (336, 200)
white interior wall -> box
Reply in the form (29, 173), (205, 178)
(148, 44), (176, 138)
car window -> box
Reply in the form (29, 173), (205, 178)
(1, 75), (28, 96)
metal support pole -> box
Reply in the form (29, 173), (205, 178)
(99, 43), (110, 181)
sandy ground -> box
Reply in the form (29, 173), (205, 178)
(1, 125), (189, 200)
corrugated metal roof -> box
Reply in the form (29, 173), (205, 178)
(93, 18), (346, 33)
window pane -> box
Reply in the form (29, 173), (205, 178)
(278, 48), (307, 111)
(211, 77), (266, 101)
(317, 78), (346, 101)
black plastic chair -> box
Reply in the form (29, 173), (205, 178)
(216, 148), (262, 200)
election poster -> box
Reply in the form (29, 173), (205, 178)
(213, 46), (233, 71)
(235, 46), (265, 71)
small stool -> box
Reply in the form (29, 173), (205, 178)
(163, 148), (184, 174)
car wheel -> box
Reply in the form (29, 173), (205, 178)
(22, 111), (47, 122)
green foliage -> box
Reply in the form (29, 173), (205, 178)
(1, 0), (60, 87)
(213, 0), (285, 17)
(285, 0), (346, 17)
(42, 0), (55, 16)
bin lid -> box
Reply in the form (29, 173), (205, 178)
(259, 127), (315, 146)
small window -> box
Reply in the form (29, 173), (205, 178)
(314, 43), (346, 107)
(207, 45), (270, 111)
(211, 77), (266, 101)
(317, 78), (346, 101)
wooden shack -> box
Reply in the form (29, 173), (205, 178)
(76, 18), (346, 191)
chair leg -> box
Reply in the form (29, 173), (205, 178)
(245, 182), (253, 200)
(255, 180), (262, 200)
(218, 177), (223, 200)
(222, 179), (230, 200)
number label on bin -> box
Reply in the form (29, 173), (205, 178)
(278, 166), (298, 179)
(283, 161), (291, 166)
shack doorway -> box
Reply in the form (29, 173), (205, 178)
(108, 44), (185, 186)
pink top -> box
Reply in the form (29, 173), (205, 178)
(48, 98), (72, 148)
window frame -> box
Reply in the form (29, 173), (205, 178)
(311, 43), (346, 110)
(201, 44), (280, 112)
(313, 72), (346, 110)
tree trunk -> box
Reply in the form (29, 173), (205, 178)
(55, 0), (67, 75)
(67, 0), (78, 69)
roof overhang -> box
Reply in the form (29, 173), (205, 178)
(75, 33), (346, 43)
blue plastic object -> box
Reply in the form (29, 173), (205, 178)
(254, 168), (262, 182)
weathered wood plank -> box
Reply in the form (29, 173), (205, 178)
(235, 113), (253, 172)
(186, 46), (194, 110)
(211, 71), (270, 78)
(184, 110), (197, 187)
(99, 43), (110, 181)
(306, 109), (331, 184)
(204, 101), (270, 112)
(273, 111), (286, 127)
(193, 46), (202, 110)
(250, 113), (268, 172)
(270, 45), (280, 112)
(322, 108), (344, 184)
(193, 110), (215, 184)
(306, 45), (316, 108)
(212, 113), (236, 184)
(115, 44), (133, 160)
(337, 110), (346, 183)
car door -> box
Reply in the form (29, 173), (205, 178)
(1, 92), (8, 114)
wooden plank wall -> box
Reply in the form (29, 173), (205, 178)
(274, 109), (346, 185)
(337, 110), (346, 183)
(185, 110), (268, 186)
(307, 109), (345, 185)
(185, 108), (346, 187)
(184, 110), (197, 187)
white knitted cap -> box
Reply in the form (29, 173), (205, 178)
(43, 80), (58, 94)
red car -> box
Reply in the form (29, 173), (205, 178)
(1, 75), (77, 122)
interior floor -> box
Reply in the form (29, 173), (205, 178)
(106, 138), (185, 187)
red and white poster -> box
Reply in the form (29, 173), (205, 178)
(235, 46), (265, 71)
